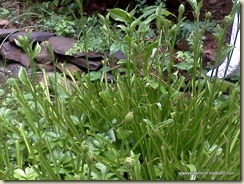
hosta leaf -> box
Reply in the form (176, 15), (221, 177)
(14, 39), (22, 47)
(108, 8), (132, 25)
(130, 17), (142, 31)
(33, 42), (41, 58)
(116, 24), (129, 32)
(18, 67), (32, 88)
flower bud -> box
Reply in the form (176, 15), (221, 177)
(125, 111), (134, 124)
(82, 145), (89, 154)
(223, 15), (232, 26)
(124, 157), (134, 169)
(87, 153), (94, 166)
(178, 4), (185, 16)
(170, 24), (177, 33)
(205, 12), (211, 20)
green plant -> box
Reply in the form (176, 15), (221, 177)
(54, 18), (76, 36)
(38, 14), (76, 36)
(177, 20), (218, 40)
(14, 31), (41, 78)
(0, 7), (10, 19)
(65, 16), (109, 55)
(0, 0), (240, 181)
(174, 51), (195, 71)
(14, 167), (39, 180)
(134, 0), (165, 14)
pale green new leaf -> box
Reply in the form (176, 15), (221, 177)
(108, 8), (132, 25)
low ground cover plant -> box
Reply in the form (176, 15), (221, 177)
(0, 0), (240, 180)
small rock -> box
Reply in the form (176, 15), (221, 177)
(8, 31), (55, 43)
(73, 51), (103, 59)
(105, 73), (114, 82)
(0, 28), (18, 39)
(113, 50), (127, 60)
(48, 36), (103, 58)
(66, 57), (102, 71)
(105, 50), (127, 68)
(0, 42), (30, 66)
(38, 63), (55, 72)
(0, 62), (24, 77)
(48, 36), (79, 55)
(56, 62), (83, 77)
